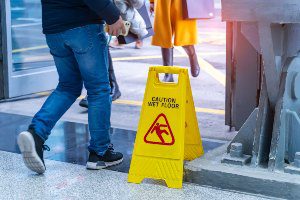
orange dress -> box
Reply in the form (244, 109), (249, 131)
(150, 0), (198, 48)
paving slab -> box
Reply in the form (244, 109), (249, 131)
(0, 151), (276, 200)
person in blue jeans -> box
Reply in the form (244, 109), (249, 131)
(17, 0), (126, 174)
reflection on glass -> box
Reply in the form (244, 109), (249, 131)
(11, 0), (53, 72)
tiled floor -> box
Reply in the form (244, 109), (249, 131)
(0, 151), (273, 200)
(0, 112), (225, 174)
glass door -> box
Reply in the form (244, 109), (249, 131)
(1, 0), (58, 99)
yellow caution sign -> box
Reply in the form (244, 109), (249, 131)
(128, 66), (204, 189)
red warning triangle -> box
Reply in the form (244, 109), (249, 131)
(144, 113), (175, 146)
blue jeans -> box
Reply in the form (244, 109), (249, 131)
(29, 24), (111, 156)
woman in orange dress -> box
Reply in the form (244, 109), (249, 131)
(150, 0), (200, 82)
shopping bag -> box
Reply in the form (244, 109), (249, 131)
(182, 0), (215, 19)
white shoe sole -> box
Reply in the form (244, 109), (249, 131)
(17, 131), (46, 174)
(86, 158), (123, 170)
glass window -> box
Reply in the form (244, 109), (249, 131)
(11, 0), (53, 72)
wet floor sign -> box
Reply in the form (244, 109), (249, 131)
(128, 66), (204, 189)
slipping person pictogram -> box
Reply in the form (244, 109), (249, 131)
(144, 113), (175, 145)
(151, 123), (169, 144)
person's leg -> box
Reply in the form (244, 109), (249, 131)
(182, 45), (200, 77)
(18, 33), (83, 174)
(108, 49), (121, 101)
(162, 47), (174, 82)
(65, 25), (123, 169)
(64, 25), (111, 156)
(29, 58), (83, 140)
(173, 0), (200, 77)
(64, 25), (123, 169)
(152, 0), (175, 81)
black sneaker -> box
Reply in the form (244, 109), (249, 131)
(17, 130), (50, 174)
(86, 146), (123, 170)
(79, 96), (88, 108)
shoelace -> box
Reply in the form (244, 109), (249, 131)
(42, 145), (50, 151)
(107, 144), (118, 155)
(108, 144), (114, 151)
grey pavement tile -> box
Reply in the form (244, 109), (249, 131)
(0, 151), (274, 200)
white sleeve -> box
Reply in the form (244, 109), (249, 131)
(130, 0), (145, 9)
